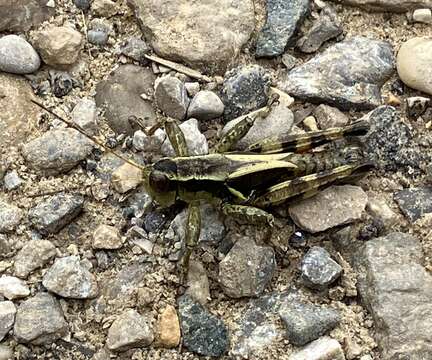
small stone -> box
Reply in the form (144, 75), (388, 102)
(313, 104), (349, 129)
(32, 26), (83, 67)
(289, 185), (368, 233)
(92, 224), (123, 250)
(0, 345), (13, 360)
(0, 202), (23, 233)
(185, 260), (210, 305)
(73, 0), (90, 10)
(103, 262), (147, 301)
(14, 293), (68, 345)
(106, 309), (153, 352)
(394, 187), (432, 223)
(72, 98), (98, 135)
(42, 256), (98, 299)
(303, 116), (319, 131)
(13, 240), (56, 278)
(3, 170), (23, 191)
(219, 237), (276, 298)
(91, 0), (118, 17)
(406, 96), (430, 119)
(0, 276), (30, 300)
(301, 247), (342, 290)
(132, 129), (166, 153)
(155, 76), (190, 120)
(111, 162), (143, 194)
(178, 295), (229, 357)
(0, 35), (40, 74)
(413, 8), (432, 23)
(50, 71), (74, 97)
(289, 336), (345, 360)
(366, 195), (398, 228)
(29, 193), (84, 235)
(185, 82), (200, 97)
(157, 305), (180, 348)
(279, 302), (340, 346)
(120, 37), (149, 63)
(0, 301), (16, 341)
(187, 91), (224, 120)
(281, 53), (297, 70)
(88, 29), (108, 46)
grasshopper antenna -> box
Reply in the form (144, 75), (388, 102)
(30, 99), (146, 171)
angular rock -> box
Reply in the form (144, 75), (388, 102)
(14, 293), (68, 345)
(71, 98), (98, 135)
(154, 76), (190, 120)
(0, 276), (30, 300)
(88, 29), (109, 46)
(313, 104), (349, 129)
(219, 237), (276, 298)
(103, 262), (147, 301)
(128, 0), (255, 73)
(92, 224), (123, 250)
(156, 305), (181, 348)
(185, 260), (210, 305)
(356, 232), (432, 359)
(111, 162), (143, 194)
(4, 170), (23, 191)
(95, 65), (156, 134)
(22, 129), (93, 175)
(0, 202), (23, 233)
(42, 256), (98, 299)
(13, 240), (56, 278)
(406, 96), (429, 119)
(0, 301), (16, 341)
(119, 37), (150, 63)
(178, 295), (229, 357)
(187, 91), (224, 120)
(281, 37), (394, 110)
(330, 0), (432, 12)
(282, 53), (298, 70)
(0, 35), (40, 74)
(73, 0), (90, 10)
(289, 336), (345, 360)
(394, 187), (432, 223)
(221, 65), (271, 121)
(289, 185), (368, 233)
(29, 193), (84, 234)
(256, 0), (310, 57)
(50, 71), (75, 98)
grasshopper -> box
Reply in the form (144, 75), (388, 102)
(31, 97), (372, 280)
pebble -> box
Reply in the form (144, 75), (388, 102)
(92, 224), (123, 249)
(133, 129), (166, 153)
(106, 309), (154, 352)
(406, 96), (429, 119)
(185, 82), (200, 97)
(91, 0), (118, 17)
(50, 71), (75, 97)
(29, 193), (84, 235)
(312, 104), (349, 129)
(178, 295), (229, 357)
(32, 26), (83, 67)
(0, 301), (16, 341)
(220, 65), (271, 121)
(394, 187), (432, 223)
(71, 98), (98, 135)
(412, 8), (432, 23)
(281, 37), (394, 110)
(156, 305), (181, 348)
(88, 29), (109, 46)
(289, 336), (345, 360)
(0, 345), (13, 360)
(219, 236), (276, 298)
(73, 0), (91, 10)
(281, 53), (298, 70)
(301, 247), (342, 290)
(13, 240), (56, 278)
(3, 170), (23, 191)
(111, 162), (143, 194)
(0, 35), (40, 74)
(0, 276), (30, 300)
(42, 256), (98, 299)
(366, 195), (398, 228)
(256, 0), (310, 57)
(187, 91), (224, 120)
(185, 260), (210, 305)
(303, 116), (319, 131)
(22, 128), (93, 175)
(155, 76), (190, 120)
(119, 37), (150, 63)
(0, 201), (23, 233)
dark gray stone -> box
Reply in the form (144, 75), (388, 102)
(88, 30), (108, 46)
(50, 71), (75, 98)
(256, 0), (310, 57)
(29, 193), (84, 235)
(301, 247), (342, 290)
(394, 187), (432, 223)
(120, 37), (150, 63)
(178, 295), (229, 357)
(280, 37), (394, 110)
(155, 76), (190, 120)
(220, 65), (271, 121)
(0, 35), (40, 75)
(73, 0), (91, 10)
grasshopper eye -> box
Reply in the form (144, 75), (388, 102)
(149, 171), (171, 193)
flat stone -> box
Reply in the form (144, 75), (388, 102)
(178, 295), (229, 357)
(356, 232), (432, 359)
(156, 305), (181, 348)
(103, 262), (147, 301)
(394, 187), (432, 223)
(13, 240), (56, 278)
(219, 236), (276, 298)
(185, 260), (210, 305)
(71, 98), (98, 135)
(289, 336), (345, 360)
(0, 35), (40, 74)
(330, 0), (432, 12)
(95, 65), (157, 134)
(289, 185), (368, 233)
(111, 162), (143, 194)
(154, 76), (190, 120)
(187, 91), (224, 121)
(313, 104), (349, 129)
(280, 37), (394, 110)
(0, 301), (16, 341)
(28, 193), (84, 234)
(119, 37), (150, 63)
(127, 0), (255, 73)
(0, 345), (13, 360)
(106, 309), (153, 352)
(0, 202), (23, 233)
(256, 0), (310, 57)
(92, 224), (123, 250)
(0, 276), (30, 300)
(42, 256), (98, 299)
(14, 293), (68, 345)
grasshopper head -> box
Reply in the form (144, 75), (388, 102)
(142, 165), (177, 207)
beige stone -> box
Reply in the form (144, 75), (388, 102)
(156, 305), (180, 348)
(93, 224), (123, 250)
(111, 162), (143, 194)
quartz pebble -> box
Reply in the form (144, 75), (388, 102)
(111, 162), (143, 194)
(289, 336), (345, 360)
(187, 91), (224, 120)
(3, 170), (23, 191)
(0, 35), (40, 74)
(413, 8), (432, 23)
(185, 260), (210, 305)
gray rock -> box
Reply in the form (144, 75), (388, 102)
(119, 37), (150, 63)
(73, 0), (91, 10)
(187, 91), (224, 120)
(220, 65), (271, 121)
(0, 202), (23, 233)
(330, 0), (432, 12)
(394, 187), (432, 223)
(155, 76), (190, 120)
(13, 240), (56, 278)
(0, 345), (13, 360)
(0, 301), (16, 341)
(95, 65), (157, 134)
(219, 236), (276, 298)
(106, 309), (153, 352)
(280, 37), (394, 110)
(92, 224), (123, 250)
(413, 8), (432, 23)
(0, 35), (40, 74)
(178, 295), (229, 357)
(282, 53), (298, 70)
(14, 293), (68, 344)
(0, 234), (12, 258)
(22, 128), (93, 175)
(71, 98), (98, 135)
(133, 129), (166, 153)
(103, 262), (147, 301)
(185, 82), (200, 97)
(289, 336), (345, 360)
(406, 96), (430, 119)
(3, 170), (23, 191)
(185, 260), (210, 305)
(128, 0), (254, 73)
(301, 247), (342, 290)
(356, 232), (432, 359)
(279, 302), (340, 346)
(42, 256), (98, 299)
(29, 193), (84, 235)
(289, 185), (368, 233)
(297, 6), (343, 53)
(312, 104), (349, 129)
(0, 276), (30, 300)
(256, 0), (310, 57)
(91, 0), (118, 17)
(88, 29), (108, 46)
